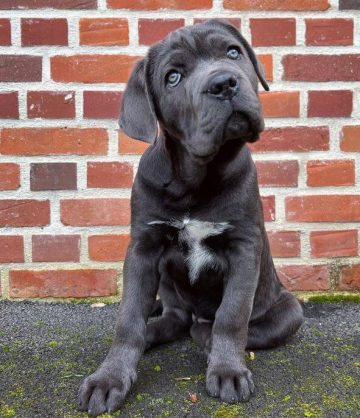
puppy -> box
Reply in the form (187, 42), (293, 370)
(78, 19), (304, 416)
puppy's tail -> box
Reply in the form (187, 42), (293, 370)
(150, 299), (163, 317)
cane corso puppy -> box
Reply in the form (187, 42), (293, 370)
(78, 19), (304, 416)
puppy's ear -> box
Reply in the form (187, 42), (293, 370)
(119, 59), (158, 143)
(237, 33), (270, 92)
(208, 19), (270, 91)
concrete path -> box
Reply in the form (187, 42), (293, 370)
(0, 301), (359, 418)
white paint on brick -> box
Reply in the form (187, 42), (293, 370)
(21, 161), (30, 192)
(353, 87), (360, 117)
(108, 128), (120, 158)
(354, 16), (360, 47)
(299, 90), (307, 118)
(81, 230), (90, 263)
(213, 0), (224, 13)
(23, 234), (32, 264)
(128, 16), (139, 48)
(98, 0), (108, 12)
(11, 17), (21, 47)
(77, 160), (88, 191)
(18, 89), (27, 120)
(1, 270), (10, 299)
(296, 13), (306, 46)
(75, 90), (83, 119)
(67, 16), (79, 47)
(300, 230), (311, 259)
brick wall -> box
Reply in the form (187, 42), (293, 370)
(0, 0), (359, 299)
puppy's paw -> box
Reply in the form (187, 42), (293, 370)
(78, 364), (136, 416)
(206, 361), (254, 403)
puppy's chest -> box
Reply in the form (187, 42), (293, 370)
(149, 218), (233, 284)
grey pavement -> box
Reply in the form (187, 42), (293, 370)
(0, 300), (359, 418)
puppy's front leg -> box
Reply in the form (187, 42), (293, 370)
(78, 244), (160, 416)
(206, 238), (261, 404)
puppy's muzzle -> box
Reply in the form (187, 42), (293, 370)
(206, 72), (238, 100)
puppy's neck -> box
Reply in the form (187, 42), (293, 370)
(139, 131), (249, 210)
(162, 131), (247, 186)
(163, 132), (208, 188)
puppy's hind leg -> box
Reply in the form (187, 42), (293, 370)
(190, 319), (212, 356)
(247, 291), (304, 350)
(146, 276), (191, 349)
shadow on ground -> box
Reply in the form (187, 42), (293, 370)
(0, 301), (359, 418)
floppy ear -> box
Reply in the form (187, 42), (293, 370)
(208, 19), (270, 92)
(236, 32), (270, 92)
(119, 59), (158, 143)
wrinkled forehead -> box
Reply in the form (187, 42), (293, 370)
(148, 23), (241, 72)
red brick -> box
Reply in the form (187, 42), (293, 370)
(51, 55), (140, 83)
(340, 126), (360, 152)
(258, 54), (273, 82)
(251, 18), (296, 47)
(0, 19), (11, 45)
(0, 200), (50, 227)
(256, 160), (299, 187)
(268, 231), (300, 258)
(308, 90), (352, 118)
(139, 19), (185, 45)
(193, 18), (241, 29)
(0, 0), (97, 9)
(32, 235), (80, 262)
(277, 265), (330, 291)
(306, 19), (353, 46)
(89, 234), (130, 261)
(30, 163), (77, 191)
(260, 91), (299, 118)
(310, 230), (358, 258)
(286, 195), (360, 222)
(118, 131), (149, 154)
(108, 0), (212, 10)
(87, 162), (133, 188)
(80, 18), (129, 46)
(0, 55), (42, 82)
(27, 91), (75, 119)
(250, 127), (329, 153)
(0, 92), (19, 119)
(338, 265), (360, 291)
(61, 198), (130, 226)
(0, 236), (24, 263)
(283, 54), (360, 81)
(261, 196), (275, 222)
(9, 269), (117, 298)
(306, 160), (355, 187)
(22, 19), (68, 46)
(224, 0), (329, 10)
(83, 91), (122, 119)
(0, 163), (20, 190)
(0, 128), (108, 155)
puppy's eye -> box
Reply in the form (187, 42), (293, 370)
(166, 70), (182, 88)
(227, 47), (241, 60)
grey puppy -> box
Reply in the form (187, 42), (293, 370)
(78, 19), (304, 416)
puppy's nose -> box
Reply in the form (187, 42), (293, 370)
(207, 74), (238, 100)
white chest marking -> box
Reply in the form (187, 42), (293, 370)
(148, 218), (233, 284)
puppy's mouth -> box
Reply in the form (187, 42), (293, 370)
(224, 111), (256, 141)
(191, 150), (218, 164)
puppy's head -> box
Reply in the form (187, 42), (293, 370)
(120, 19), (269, 164)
